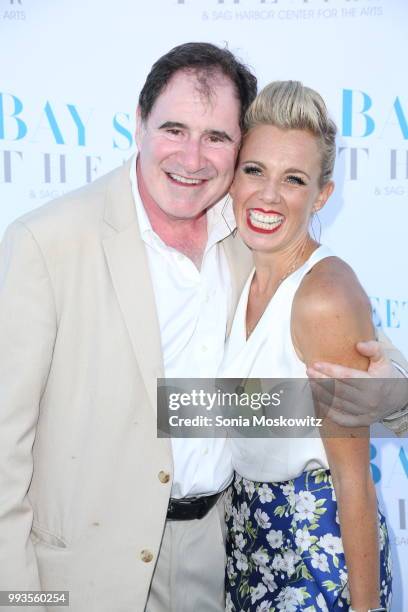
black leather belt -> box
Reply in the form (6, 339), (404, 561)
(166, 492), (221, 521)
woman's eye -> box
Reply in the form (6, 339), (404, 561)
(286, 175), (306, 186)
(243, 165), (262, 176)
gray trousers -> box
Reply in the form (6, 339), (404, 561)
(145, 496), (226, 612)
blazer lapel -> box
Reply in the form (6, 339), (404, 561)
(222, 233), (253, 336)
(102, 160), (164, 413)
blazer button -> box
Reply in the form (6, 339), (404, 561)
(158, 470), (170, 484)
(140, 549), (154, 563)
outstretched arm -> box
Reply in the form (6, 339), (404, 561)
(306, 334), (408, 434)
(292, 258), (381, 611)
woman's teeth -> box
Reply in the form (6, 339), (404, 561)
(169, 173), (203, 185)
(249, 210), (284, 230)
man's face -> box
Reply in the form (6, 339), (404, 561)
(136, 69), (242, 220)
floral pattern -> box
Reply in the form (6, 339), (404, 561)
(225, 469), (392, 611)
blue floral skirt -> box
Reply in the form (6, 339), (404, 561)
(225, 469), (392, 611)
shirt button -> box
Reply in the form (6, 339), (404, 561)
(140, 549), (154, 563)
(201, 345), (208, 352)
(158, 470), (170, 484)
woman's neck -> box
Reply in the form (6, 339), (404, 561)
(252, 235), (319, 295)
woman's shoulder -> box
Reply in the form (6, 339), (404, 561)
(291, 252), (373, 367)
(295, 253), (370, 317)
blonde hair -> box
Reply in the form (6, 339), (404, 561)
(244, 80), (337, 186)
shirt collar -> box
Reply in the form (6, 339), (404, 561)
(128, 154), (236, 246)
(129, 154), (155, 238)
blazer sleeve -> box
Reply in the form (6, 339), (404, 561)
(377, 328), (408, 436)
(0, 220), (57, 592)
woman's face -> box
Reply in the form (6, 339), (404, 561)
(230, 124), (334, 254)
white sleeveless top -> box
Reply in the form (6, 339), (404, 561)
(219, 245), (334, 483)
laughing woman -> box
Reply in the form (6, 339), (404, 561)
(221, 82), (392, 611)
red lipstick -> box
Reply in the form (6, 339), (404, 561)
(246, 209), (285, 234)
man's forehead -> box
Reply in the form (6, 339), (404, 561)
(161, 67), (235, 98)
(148, 69), (241, 133)
(153, 69), (236, 107)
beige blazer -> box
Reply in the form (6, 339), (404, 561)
(0, 160), (251, 611)
(0, 159), (406, 611)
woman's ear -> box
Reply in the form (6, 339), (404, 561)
(313, 180), (334, 213)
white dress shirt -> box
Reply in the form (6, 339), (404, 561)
(130, 158), (235, 498)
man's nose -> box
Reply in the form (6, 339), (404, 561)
(179, 139), (206, 174)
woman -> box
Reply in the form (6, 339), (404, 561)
(221, 82), (392, 611)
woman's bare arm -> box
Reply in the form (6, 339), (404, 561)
(292, 257), (380, 612)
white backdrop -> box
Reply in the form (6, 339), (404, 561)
(0, 0), (407, 608)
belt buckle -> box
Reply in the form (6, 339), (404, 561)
(167, 493), (218, 521)
(167, 499), (176, 516)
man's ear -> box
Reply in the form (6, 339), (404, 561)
(135, 106), (145, 148)
(313, 180), (334, 213)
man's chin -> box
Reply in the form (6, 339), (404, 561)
(164, 208), (208, 221)
(159, 199), (213, 221)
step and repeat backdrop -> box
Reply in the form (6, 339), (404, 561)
(1, 0), (407, 607)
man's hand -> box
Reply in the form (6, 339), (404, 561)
(306, 340), (408, 427)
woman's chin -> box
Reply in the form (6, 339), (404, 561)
(238, 228), (283, 254)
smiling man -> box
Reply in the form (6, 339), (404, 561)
(135, 68), (242, 268)
(0, 42), (407, 612)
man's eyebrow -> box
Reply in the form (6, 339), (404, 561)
(204, 129), (234, 143)
(158, 121), (187, 130)
(158, 122), (234, 143)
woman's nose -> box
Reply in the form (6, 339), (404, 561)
(259, 179), (280, 205)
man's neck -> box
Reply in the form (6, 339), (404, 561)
(154, 213), (208, 269)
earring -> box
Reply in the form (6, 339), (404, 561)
(310, 210), (322, 242)
(221, 194), (236, 236)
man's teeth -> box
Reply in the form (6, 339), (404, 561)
(169, 173), (203, 185)
(249, 210), (284, 230)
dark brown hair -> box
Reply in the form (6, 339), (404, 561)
(138, 42), (257, 130)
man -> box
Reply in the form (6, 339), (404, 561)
(0, 42), (406, 612)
